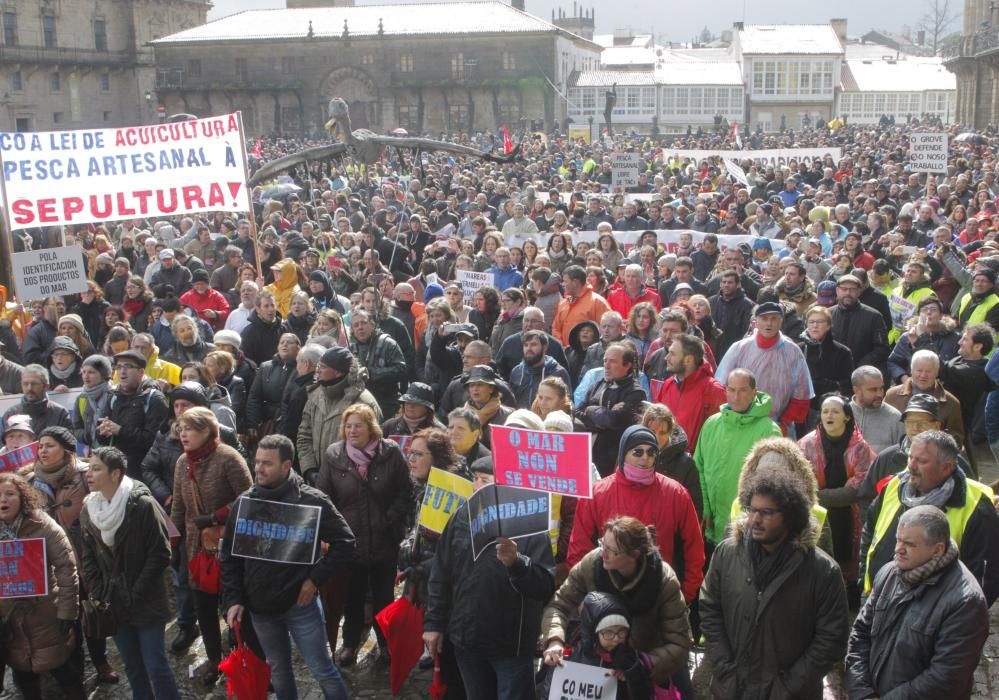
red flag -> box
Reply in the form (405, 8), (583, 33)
(502, 126), (513, 154)
(251, 137), (263, 159)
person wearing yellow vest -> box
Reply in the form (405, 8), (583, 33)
(127, 333), (182, 390)
(858, 430), (999, 605)
(887, 261), (935, 344)
(957, 267), (999, 331)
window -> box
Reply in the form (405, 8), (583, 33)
(187, 59), (201, 78)
(280, 107), (300, 132)
(42, 14), (56, 48)
(451, 53), (464, 80)
(94, 18), (107, 51)
(641, 87), (655, 112)
(581, 88), (596, 112)
(399, 54), (413, 72)
(50, 71), (60, 92)
(53, 112), (63, 124)
(281, 56), (296, 75)
(448, 104), (469, 131)
(497, 99), (519, 124)
(702, 87), (716, 114)
(103, 110), (112, 122)
(625, 87), (640, 112)
(10, 70), (21, 91)
(502, 51), (515, 71)
(675, 88), (689, 115)
(361, 54), (373, 66)
(3, 11), (16, 46)
(397, 103), (418, 131)
(662, 87), (675, 114)
(99, 72), (109, 91)
(235, 58), (248, 82)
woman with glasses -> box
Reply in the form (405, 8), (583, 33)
(795, 305), (854, 434)
(541, 514), (690, 696)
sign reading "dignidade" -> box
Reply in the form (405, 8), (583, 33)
(231, 497), (321, 565)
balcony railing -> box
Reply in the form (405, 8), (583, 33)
(942, 27), (999, 61)
(0, 44), (135, 66)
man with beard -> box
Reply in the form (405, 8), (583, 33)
(658, 334), (726, 452)
(1, 364), (73, 434)
(849, 366), (904, 456)
(830, 275), (889, 373)
(509, 330), (570, 409)
(766, 262), (816, 317)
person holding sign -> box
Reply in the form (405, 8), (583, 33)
(221, 435), (355, 700)
(423, 457), (555, 700)
(0, 472), (85, 700)
(78, 447), (180, 700)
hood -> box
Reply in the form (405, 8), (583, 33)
(568, 320), (599, 353)
(721, 390), (773, 422)
(124, 480), (155, 509)
(271, 258), (300, 292)
(309, 270), (333, 297)
(731, 436), (819, 550)
(45, 335), (83, 363)
(578, 591), (630, 655)
(206, 384), (232, 407)
(615, 424), (658, 470)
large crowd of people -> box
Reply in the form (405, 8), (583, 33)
(2, 114), (999, 700)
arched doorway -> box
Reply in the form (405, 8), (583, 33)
(319, 67), (379, 131)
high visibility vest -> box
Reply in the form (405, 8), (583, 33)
(863, 475), (993, 593)
(888, 287), (935, 343)
(730, 499), (828, 545)
(958, 291), (999, 328)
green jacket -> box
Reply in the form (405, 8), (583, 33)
(693, 392), (782, 543)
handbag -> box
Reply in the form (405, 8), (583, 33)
(187, 476), (224, 593)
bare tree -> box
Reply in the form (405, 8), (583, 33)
(918, 0), (961, 53)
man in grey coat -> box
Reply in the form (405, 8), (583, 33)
(847, 505), (988, 699)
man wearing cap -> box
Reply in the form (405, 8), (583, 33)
(380, 382), (445, 437)
(462, 365), (513, 449)
(95, 350), (169, 478)
(859, 430), (999, 605)
(716, 302), (814, 433)
(150, 247), (193, 297)
(103, 257), (132, 305)
(180, 268), (230, 331)
(885, 349), (965, 449)
(298, 346), (381, 482)
(850, 268), (893, 330)
(831, 274), (890, 373)
(1, 364), (72, 435)
(954, 267), (999, 332)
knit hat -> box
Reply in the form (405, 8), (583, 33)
(424, 283), (444, 302)
(191, 269), (210, 284)
(213, 330), (242, 350)
(543, 410), (574, 433)
(320, 346), (353, 374)
(82, 355), (113, 381)
(505, 409), (545, 431)
(974, 267), (996, 285)
(57, 314), (87, 338)
(594, 614), (630, 634)
(169, 382), (210, 408)
(39, 426), (76, 452)
(616, 425), (658, 467)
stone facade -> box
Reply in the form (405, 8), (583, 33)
(943, 0), (999, 126)
(0, 0), (209, 132)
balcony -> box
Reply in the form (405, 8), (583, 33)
(0, 44), (135, 67)
(942, 27), (999, 62)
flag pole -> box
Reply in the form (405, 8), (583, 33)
(235, 111), (264, 280)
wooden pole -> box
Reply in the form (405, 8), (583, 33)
(235, 111), (264, 280)
(0, 150), (18, 302)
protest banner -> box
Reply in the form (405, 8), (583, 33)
(662, 147), (841, 168)
(0, 441), (38, 474)
(502, 228), (785, 254)
(610, 152), (643, 189)
(0, 538), (48, 599)
(418, 467), (474, 534)
(567, 126), (590, 143)
(0, 388), (87, 420)
(468, 484), (550, 560)
(909, 132), (948, 174)
(231, 497), (321, 565)
(11, 246), (88, 298)
(491, 426), (592, 498)
(723, 157), (749, 186)
(548, 660), (618, 700)
(0, 114), (251, 228)
(455, 269), (495, 305)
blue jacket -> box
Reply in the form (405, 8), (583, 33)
(485, 264), (523, 292)
(509, 355), (571, 409)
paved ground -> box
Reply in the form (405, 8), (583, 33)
(4, 449), (998, 700)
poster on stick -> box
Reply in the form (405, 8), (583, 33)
(0, 441), (38, 474)
(492, 426), (592, 498)
(467, 484), (550, 560)
(547, 660), (618, 700)
(418, 467), (474, 534)
(0, 538), (48, 599)
(231, 497), (321, 565)
(909, 132), (948, 174)
(0, 113), (250, 228)
(11, 246), (89, 299)
(455, 270), (495, 305)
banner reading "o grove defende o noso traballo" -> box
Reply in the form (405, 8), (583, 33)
(0, 113), (250, 228)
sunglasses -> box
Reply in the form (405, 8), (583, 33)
(629, 447), (658, 458)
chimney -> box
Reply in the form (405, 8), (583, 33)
(511, 0), (524, 10)
(917, 29), (926, 45)
(734, 21), (744, 31)
(830, 18), (847, 47)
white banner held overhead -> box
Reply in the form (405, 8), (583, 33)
(724, 158), (749, 186)
(0, 114), (251, 228)
(909, 132), (948, 174)
(610, 152), (643, 188)
(11, 246), (88, 299)
(502, 228), (786, 253)
(663, 147), (842, 168)
(455, 269), (495, 305)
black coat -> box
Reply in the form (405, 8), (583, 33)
(709, 290), (755, 361)
(79, 482), (172, 627)
(576, 374), (647, 477)
(96, 385), (170, 479)
(796, 332), (854, 407)
(239, 311), (284, 366)
(247, 356), (296, 425)
(858, 287), (892, 330)
(830, 302), (889, 373)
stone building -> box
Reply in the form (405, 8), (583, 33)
(943, 0), (999, 126)
(0, 0), (209, 132)
(150, 0), (601, 136)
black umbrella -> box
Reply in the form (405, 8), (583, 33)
(954, 132), (987, 145)
(258, 183), (303, 201)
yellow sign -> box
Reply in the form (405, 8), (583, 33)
(418, 467), (474, 534)
(568, 126), (590, 143)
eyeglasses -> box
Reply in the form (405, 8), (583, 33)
(115, 364), (140, 372)
(597, 628), (629, 641)
(407, 450), (429, 461)
(598, 541), (624, 557)
(743, 506), (781, 519)
(629, 447), (658, 458)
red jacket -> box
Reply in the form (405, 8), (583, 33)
(656, 361), (726, 451)
(179, 287), (230, 329)
(606, 285), (661, 319)
(568, 470), (705, 602)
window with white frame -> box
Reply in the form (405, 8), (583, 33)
(661, 86), (742, 119)
(641, 87), (656, 112)
(451, 53), (464, 80)
(752, 59), (835, 96)
(502, 51), (515, 71)
(399, 54), (414, 73)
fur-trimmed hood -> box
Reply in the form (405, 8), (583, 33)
(730, 436), (820, 550)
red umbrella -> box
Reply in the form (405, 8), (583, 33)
(218, 621), (270, 700)
(375, 595), (425, 696)
(429, 653), (448, 700)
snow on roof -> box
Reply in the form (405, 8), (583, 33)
(153, 1), (581, 44)
(593, 33), (654, 48)
(572, 71), (658, 87)
(739, 24), (843, 55)
(656, 61), (743, 85)
(842, 58), (956, 92)
(601, 46), (657, 67)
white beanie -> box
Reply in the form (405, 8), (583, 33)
(595, 614), (630, 633)
(543, 410), (574, 433)
(505, 409), (545, 431)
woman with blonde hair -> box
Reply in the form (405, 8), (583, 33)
(316, 403), (413, 666)
(625, 302), (659, 367)
(530, 376), (573, 421)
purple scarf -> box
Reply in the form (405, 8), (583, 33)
(346, 440), (378, 479)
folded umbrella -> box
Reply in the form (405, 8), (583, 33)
(218, 620), (270, 700)
(375, 595), (425, 696)
(429, 653), (447, 700)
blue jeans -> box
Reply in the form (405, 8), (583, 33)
(251, 597), (349, 700)
(452, 646), (535, 700)
(112, 623), (180, 700)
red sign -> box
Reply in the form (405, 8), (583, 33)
(0, 538), (48, 598)
(0, 442), (38, 474)
(491, 426), (593, 498)
(389, 435), (413, 459)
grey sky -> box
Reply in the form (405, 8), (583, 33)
(206, 0), (958, 45)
